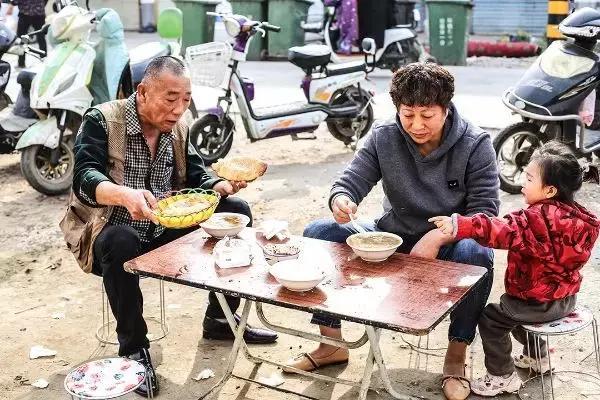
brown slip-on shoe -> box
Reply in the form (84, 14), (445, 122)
(282, 348), (349, 373)
(442, 375), (470, 400)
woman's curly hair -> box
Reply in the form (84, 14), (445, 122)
(389, 62), (455, 109)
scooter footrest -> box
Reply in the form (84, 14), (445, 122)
(291, 132), (317, 140)
(253, 102), (313, 119)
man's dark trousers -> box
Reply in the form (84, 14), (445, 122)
(92, 196), (250, 356)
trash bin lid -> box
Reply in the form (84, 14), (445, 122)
(425, 0), (472, 4)
(158, 8), (183, 39)
(172, 0), (220, 3)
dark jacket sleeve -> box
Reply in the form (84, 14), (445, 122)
(328, 128), (382, 210)
(72, 109), (112, 207)
(464, 134), (500, 217)
(185, 136), (223, 190)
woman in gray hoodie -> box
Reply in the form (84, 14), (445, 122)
(284, 63), (500, 400)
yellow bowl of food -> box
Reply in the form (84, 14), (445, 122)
(346, 232), (403, 262)
(154, 189), (220, 229)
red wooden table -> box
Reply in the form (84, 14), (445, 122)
(125, 228), (488, 399)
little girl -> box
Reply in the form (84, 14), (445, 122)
(430, 141), (600, 397)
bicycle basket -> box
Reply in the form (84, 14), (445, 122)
(185, 42), (232, 88)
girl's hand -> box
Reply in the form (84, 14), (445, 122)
(428, 215), (454, 236)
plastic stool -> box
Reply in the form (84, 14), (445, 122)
(64, 357), (153, 399)
(518, 305), (600, 400)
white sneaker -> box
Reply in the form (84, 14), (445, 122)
(471, 371), (522, 397)
(514, 353), (552, 373)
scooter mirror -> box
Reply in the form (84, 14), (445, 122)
(224, 18), (241, 37)
(413, 9), (421, 23)
(362, 38), (376, 55)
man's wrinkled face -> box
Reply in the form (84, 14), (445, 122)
(398, 104), (447, 146)
(137, 71), (192, 132)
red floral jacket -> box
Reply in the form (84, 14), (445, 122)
(455, 199), (599, 302)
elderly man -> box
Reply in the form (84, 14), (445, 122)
(60, 56), (276, 397)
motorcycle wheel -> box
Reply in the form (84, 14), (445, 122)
(20, 138), (74, 196)
(189, 114), (234, 166)
(493, 122), (544, 194)
(326, 87), (374, 145)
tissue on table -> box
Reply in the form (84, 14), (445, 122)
(213, 237), (252, 268)
(260, 220), (290, 241)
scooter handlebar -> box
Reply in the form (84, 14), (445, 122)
(206, 11), (280, 33)
(27, 46), (46, 57)
(262, 23), (281, 32)
(261, 22), (281, 32)
(20, 23), (50, 43)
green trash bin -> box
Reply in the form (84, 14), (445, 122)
(173, 0), (220, 53)
(425, 0), (472, 66)
(230, 0), (267, 60)
(266, 0), (312, 59)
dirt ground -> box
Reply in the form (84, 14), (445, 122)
(2, 123), (600, 400)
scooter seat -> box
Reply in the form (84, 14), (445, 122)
(326, 61), (367, 76)
(562, 7), (600, 28)
(128, 42), (171, 87)
(288, 44), (331, 70)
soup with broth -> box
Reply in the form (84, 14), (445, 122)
(350, 233), (401, 250)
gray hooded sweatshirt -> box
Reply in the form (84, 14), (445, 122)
(330, 105), (500, 252)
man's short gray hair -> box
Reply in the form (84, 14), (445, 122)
(142, 56), (190, 83)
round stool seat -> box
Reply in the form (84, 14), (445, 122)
(64, 358), (146, 399)
(523, 305), (594, 335)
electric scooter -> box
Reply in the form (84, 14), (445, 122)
(187, 11), (375, 164)
(0, 22), (46, 154)
(302, 0), (433, 71)
(15, 4), (193, 195)
(496, 7), (600, 194)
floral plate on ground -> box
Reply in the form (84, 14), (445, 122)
(64, 357), (146, 399)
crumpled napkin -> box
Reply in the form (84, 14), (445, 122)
(260, 220), (289, 241)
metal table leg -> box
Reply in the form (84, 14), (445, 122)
(357, 340), (376, 399)
(366, 326), (415, 400)
(199, 294), (252, 399)
(200, 300), (420, 400)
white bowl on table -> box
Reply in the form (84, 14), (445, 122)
(200, 212), (250, 238)
(346, 232), (403, 262)
(269, 259), (327, 292)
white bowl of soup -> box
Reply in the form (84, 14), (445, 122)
(200, 212), (250, 238)
(269, 259), (327, 292)
(346, 232), (403, 262)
